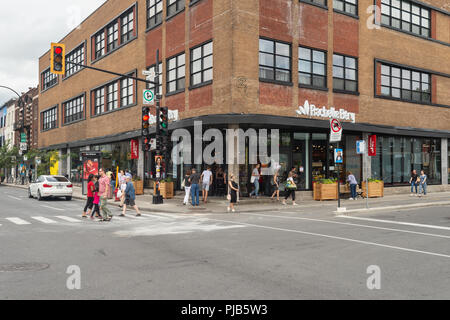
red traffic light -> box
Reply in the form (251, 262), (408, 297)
(143, 115), (150, 122)
(55, 47), (63, 55)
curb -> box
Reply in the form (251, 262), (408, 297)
(334, 200), (450, 215)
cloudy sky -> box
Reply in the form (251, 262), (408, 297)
(0, 0), (107, 105)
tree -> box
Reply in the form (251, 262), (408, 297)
(0, 142), (20, 177)
(24, 149), (63, 176)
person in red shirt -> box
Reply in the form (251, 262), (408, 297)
(82, 174), (95, 218)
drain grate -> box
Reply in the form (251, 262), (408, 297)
(0, 263), (50, 273)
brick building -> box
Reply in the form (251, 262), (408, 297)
(14, 87), (39, 152)
(38, 0), (450, 195)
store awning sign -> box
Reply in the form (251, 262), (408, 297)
(296, 100), (356, 123)
(329, 118), (342, 143)
(368, 135), (377, 156)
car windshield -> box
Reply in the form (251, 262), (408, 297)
(46, 176), (69, 182)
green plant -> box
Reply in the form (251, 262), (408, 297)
(368, 178), (383, 183)
(319, 178), (337, 184)
(132, 175), (141, 181)
(161, 177), (173, 183)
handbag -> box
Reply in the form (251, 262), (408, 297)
(227, 193), (231, 201)
(117, 189), (122, 198)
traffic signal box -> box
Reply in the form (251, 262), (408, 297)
(50, 43), (66, 75)
(142, 107), (151, 151)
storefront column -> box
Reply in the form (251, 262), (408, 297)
(362, 133), (372, 180)
(66, 148), (71, 178)
(58, 150), (63, 176)
(442, 138), (448, 185)
(227, 124), (240, 185)
(137, 137), (144, 181)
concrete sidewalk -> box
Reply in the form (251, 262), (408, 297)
(2, 182), (450, 215)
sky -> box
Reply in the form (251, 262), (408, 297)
(0, 0), (107, 105)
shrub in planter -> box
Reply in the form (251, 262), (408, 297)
(362, 179), (384, 198)
(314, 178), (338, 201)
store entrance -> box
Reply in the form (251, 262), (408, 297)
(311, 134), (328, 183)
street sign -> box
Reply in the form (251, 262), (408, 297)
(329, 118), (342, 143)
(20, 133), (27, 143)
(143, 89), (155, 105)
(142, 69), (155, 77)
(356, 140), (366, 154)
(19, 142), (27, 151)
(35, 157), (41, 165)
(23, 155), (28, 161)
(150, 138), (156, 151)
(334, 148), (344, 164)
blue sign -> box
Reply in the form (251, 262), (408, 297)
(334, 149), (343, 164)
(356, 140), (366, 154)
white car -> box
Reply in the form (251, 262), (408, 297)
(28, 175), (73, 201)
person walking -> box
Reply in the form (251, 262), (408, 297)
(201, 166), (213, 203)
(409, 169), (419, 196)
(120, 176), (141, 217)
(28, 169), (33, 184)
(249, 164), (261, 198)
(91, 175), (102, 220)
(419, 170), (427, 197)
(282, 171), (297, 206)
(118, 177), (127, 208)
(183, 170), (191, 205)
(227, 174), (239, 213)
(82, 174), (95, 218)
(98, 168), (112, 221)
(347, 171), (358, 200)
(189, 168), (201, 206)
(270, 168), (280, 201)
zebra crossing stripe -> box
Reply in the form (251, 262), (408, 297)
(31, 216), (58, 224)
(6, 217), (31, 225)
(55, 216), (80, 223)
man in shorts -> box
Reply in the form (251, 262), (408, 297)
(120, 176), (141, 217)
(201, 166), (213, 203)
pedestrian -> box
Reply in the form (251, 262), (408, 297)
(182, 170), (191, 205)
(98, 168), (112, 221)
(28, 169), (32, 184)
(270, 168), (280, 201)
(409, 169), (419, 196)
(227, 174), (239, 213)
(282, 171), (297, 206)
(347, 171), (358, 200)
(249, 164), (261, 198)
(82, 174), (95, 218)
(201, 166), (213, 203)
(118, 177), (127, 208)
(419, 170), (427, 197)
(91, 175), (102, 220)
(189, 168), (201, 206)
(120, 176), (141, 217)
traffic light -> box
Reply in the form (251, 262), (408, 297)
(50, 43), (66, 75)
(159, 107), (169, 136)
(143, 137), (151, 152)
(142, 107), (150, 137)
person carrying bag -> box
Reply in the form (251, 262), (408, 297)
(283, 172), (297, 206)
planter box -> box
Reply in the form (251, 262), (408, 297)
(133, 180), (144, 195)
(362, 181), (384, 198)
(314, 183), (338, 201)
(154, 181), (174, 199)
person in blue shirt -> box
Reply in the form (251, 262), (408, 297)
(120, 176), (141, 217)
(347, 171), (358, 200)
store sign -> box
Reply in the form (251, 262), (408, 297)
(131, 139), (139, 159)
(356, 140), (366, 154)
(296, 100), (356, 123)
(368, 135), (377, 156)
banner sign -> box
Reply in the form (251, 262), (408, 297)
(368, 135), (377, 156)
(131, 139), (139, 159)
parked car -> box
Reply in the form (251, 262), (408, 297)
(28, 175), (73, 201)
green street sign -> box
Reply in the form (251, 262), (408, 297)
(20, 133), (27, 143)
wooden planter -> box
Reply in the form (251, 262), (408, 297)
(133, 180), (144, 195)
(361, 181), (384, 198)
(154, 181), (174, 199)
(314, 182), (338, 201)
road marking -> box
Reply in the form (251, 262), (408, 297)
(54, 216), (80, 223)
(6, 217), (31, 225)
(241, 213), (450, 239)
(7, 195), (21, 201)
(31, 216), (58, 224)
(337, 215), (450, 231)
(206, 217), (450, 259)
(40, 205), (65, 211)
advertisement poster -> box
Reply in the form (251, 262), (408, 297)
(83, 159), (99, 180)
(334, 149), (344, 164)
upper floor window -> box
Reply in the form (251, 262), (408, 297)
(333, 0), (357, 15)
(107, 22), (119, 52)
(63, 95), (84, 125)
(298, 46), (327, 89)
(259, 38), (291, 83)
(42, 68), (58, 91)
(333, 54), (358, 92)
(191, 41), (213, 87)
(106, 82), (119, 111)
(95, 31), (105, 60)
(147, 63), (163, 94)
(121, 10), (134, 44)
(301, 0), (327, 6)
(147, 0), (163, 29)
(42, 107), (58, 131)
(167, 0), (185, 17)
(381, 0), (430, 37)
(65, 43), (85, 78)
(121, 76), (135, 107)
(167, 53), (186, 94)
(380, 64), (431, 103)
(94, 87), (105, 116)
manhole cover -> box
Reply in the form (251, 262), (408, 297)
(0, 263), (50, 273)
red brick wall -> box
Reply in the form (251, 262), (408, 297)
(431, 10), (437, 39)
(298, 88), (328, 109)
(166, 93), (186, 113)
(166, 12), (185, 57)
(259, 82), (292, 107)
(189, 85), (213, 110)
(189, 0), (213, 48)
(298, 3), (328, 50)
(146, 27), (162, 67)
(334, 94), (359, 114)
(333, 13), (359, 57)
(260, 0), (293, 42)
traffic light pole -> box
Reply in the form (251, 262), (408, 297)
(153, 50), (164, 204)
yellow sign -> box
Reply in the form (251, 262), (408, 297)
(50, 154), (59, 175)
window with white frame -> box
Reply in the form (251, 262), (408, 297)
(121, 77), (134, 107)
(333, 54), (358, 92)
(190, 41), (213, 87)
(94, 88), (105, 115)
(147, 0), (163, 29)
(65, 43), (85, 77)
(259, 38), (291, 83)
(42, 68), (58, 91)
(381, 0), (430, 37)
(42, 107), (58, 131)
(167, 53), (185, 93)
(298, 46), (327, 89)
(95, 31), (105, 59)
(64, 95), (84, 124)
(121, 10), (134, 44)
(106, 82), (118, 111)
(107, 22), (119, 52)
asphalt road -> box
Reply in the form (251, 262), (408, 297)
(0, 185), (449, 300)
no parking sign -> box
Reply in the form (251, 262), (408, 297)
(330, 118), (342, 143)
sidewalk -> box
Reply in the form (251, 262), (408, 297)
(2, 182), (450, 215)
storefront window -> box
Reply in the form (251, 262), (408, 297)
(312, 134), (327, 182)
(70, 147), (82, 183)
(293, 133), (310, 189)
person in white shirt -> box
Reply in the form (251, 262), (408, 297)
(200, 167), (213, 203)
(249, 164), (261, 198)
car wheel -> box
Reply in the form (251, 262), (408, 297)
(37, 190), (43, 201)
(66, 196), (72, 201)
(28, 188), (33, 198)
